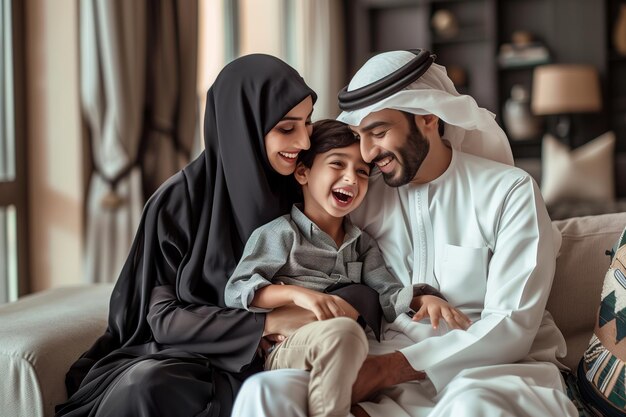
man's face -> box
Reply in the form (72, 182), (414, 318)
(350, 109), (429, 187)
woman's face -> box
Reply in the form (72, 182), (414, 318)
(265, 96), (314, 175)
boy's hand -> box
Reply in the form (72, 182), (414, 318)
(332, 296), (359, 320)
(291, 287), (347, 321)
(411, 295), (471, 330)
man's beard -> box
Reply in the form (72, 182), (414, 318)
(378, 125), (429, 187)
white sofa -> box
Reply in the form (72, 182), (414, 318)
(1, 211), (626, 417)
(0, 284), (113, 417)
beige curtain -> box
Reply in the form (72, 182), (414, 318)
(291, 0), (345, 120)
(81, 0), (198, 283)
(141, 1), (198, 197)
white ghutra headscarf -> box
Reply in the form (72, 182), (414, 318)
(337, 50), (514, 166)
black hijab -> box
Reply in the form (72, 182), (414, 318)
(60, 54), (317, 406)
(178, 54), (317, 306)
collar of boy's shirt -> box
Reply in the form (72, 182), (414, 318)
(290, 204), (362, 250)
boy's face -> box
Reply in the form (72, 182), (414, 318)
(295, 142), (371, 219)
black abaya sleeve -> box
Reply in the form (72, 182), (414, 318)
(104, 172), (265, 375)
(147, 284), (263, 372)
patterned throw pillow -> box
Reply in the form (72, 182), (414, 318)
(578, 226), (626, 416)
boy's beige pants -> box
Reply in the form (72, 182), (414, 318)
(265, 317), (368, 417)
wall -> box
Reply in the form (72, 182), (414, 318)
(26, 0), (83, 292)
(238, 0), (284, 57)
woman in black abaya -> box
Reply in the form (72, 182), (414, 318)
(55, 54), (318, 417)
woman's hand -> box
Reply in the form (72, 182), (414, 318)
(263, 302), (316, 339)
(260, 290), (360, 358)
(290, 287), (349, 320)
(411, 295), (472, 330)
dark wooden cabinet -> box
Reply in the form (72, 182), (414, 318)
(344, 0), (497, 114)
(607, 0), (626, 154)
(343, 0), (624, 159)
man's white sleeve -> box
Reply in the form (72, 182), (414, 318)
(399, 176), (557, 391)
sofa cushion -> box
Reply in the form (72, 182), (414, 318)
(0, 284), (113, 417)
(549, 212), (626, 370)
(541, 132), (616, 206)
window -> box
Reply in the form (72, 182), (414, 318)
(0, 0), (28, 303)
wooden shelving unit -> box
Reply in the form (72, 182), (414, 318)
(343, 0), (624, 158)
(608, 0), (626, 153)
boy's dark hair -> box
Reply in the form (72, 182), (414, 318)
(401, 111), (445, 137)
(298, 119), (362, 168)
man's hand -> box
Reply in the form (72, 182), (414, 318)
(352, 352), (426, 404)
(411, 295), (472, 330)
(291, 287), (348, 320)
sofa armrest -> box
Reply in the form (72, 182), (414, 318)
(548, 212), (626, 370)
(0, 284), (113, 417)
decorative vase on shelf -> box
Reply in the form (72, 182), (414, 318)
(431, 9), (458, 40)
(503, 85), (542, 141)
(615, 4), (626, 55)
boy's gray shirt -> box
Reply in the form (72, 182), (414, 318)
(225, 204), (413, 322)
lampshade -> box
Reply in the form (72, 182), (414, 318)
(531, 64), (602, 115)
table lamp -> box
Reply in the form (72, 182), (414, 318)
(531, 64), (602, 145)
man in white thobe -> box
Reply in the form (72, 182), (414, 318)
(232, 50), (578, 417)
